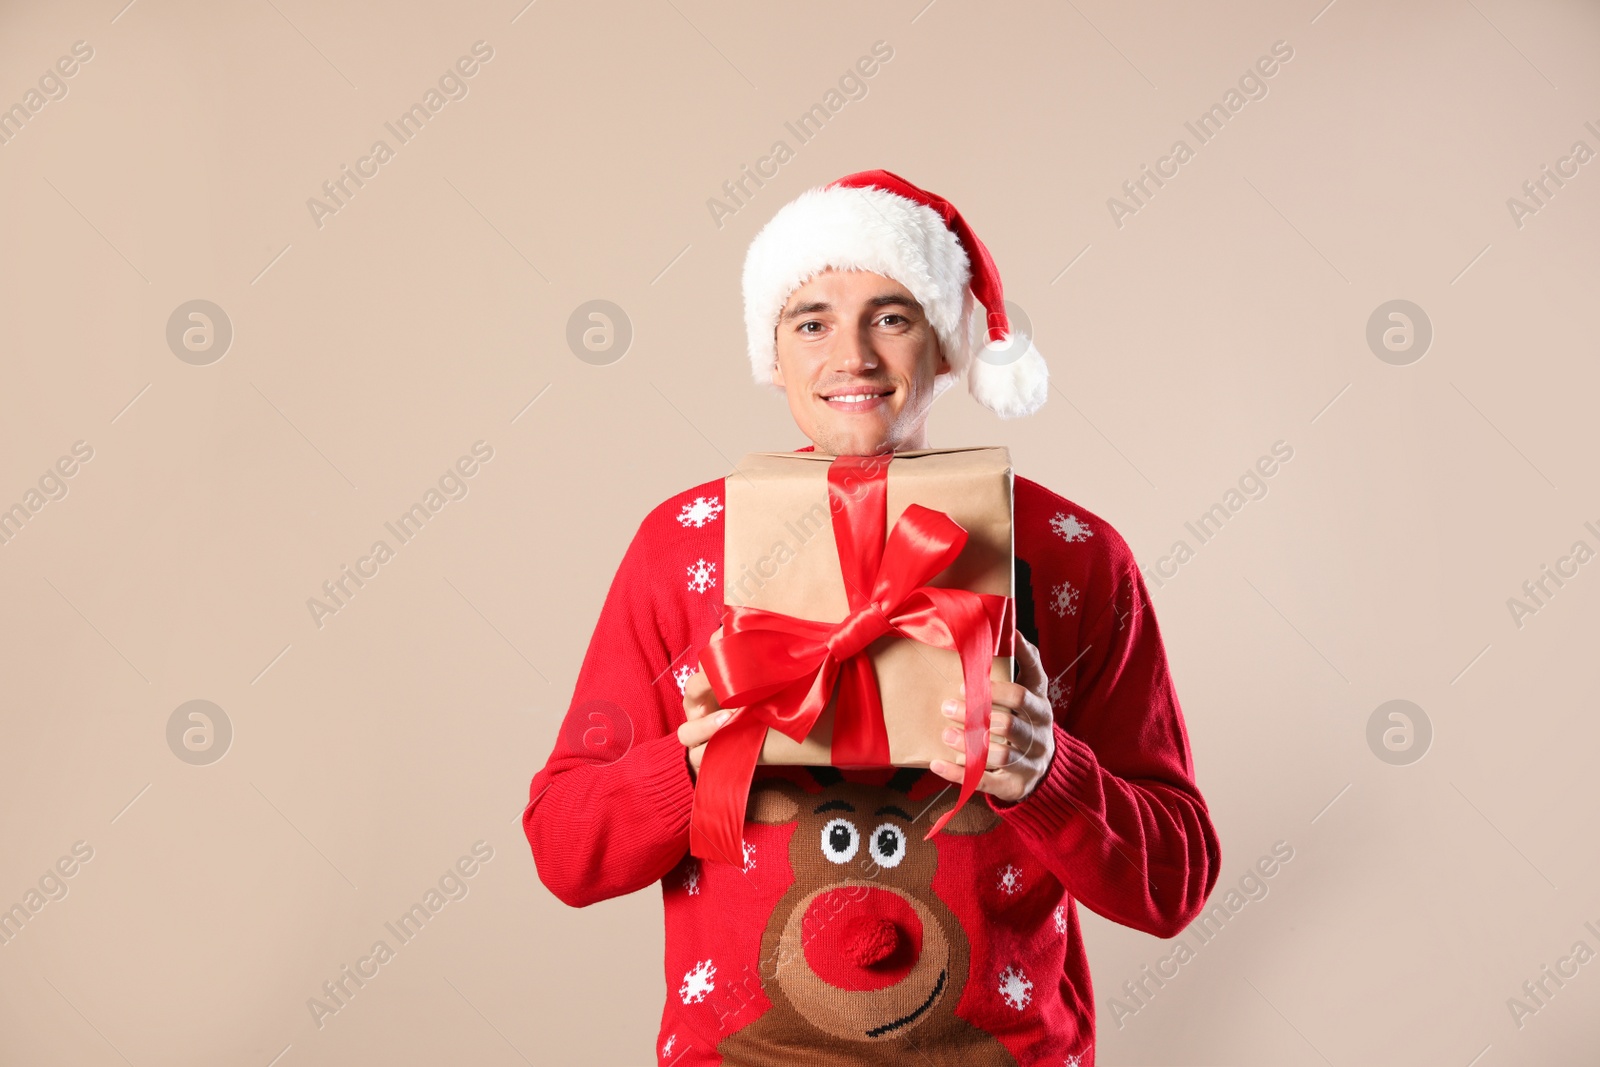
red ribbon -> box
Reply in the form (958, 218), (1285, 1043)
(688, 454), (1014, 865)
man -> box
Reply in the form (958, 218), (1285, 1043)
(525, 170), (1220, 1066)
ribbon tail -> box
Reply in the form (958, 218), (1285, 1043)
(921, 594), (995, 841)
(689, 713), (766, 865)
(986, 593), (1016, 657)
(830, 655), (891, 768)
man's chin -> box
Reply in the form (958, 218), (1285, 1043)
(812, 429), (895, 457)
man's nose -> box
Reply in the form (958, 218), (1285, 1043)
(829, 325), (878, 376)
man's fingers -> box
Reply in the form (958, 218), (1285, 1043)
(941, 715), (1015, 757)
(941, 736), (1018, 771)
(681, 668), (721, 721)
(677, 709), (731, 749)
(947, 683), (1048, 736)
(942, 713), (1053, 766)
(931, 662), (1059, 802)
(927, 759), (1014, 795)
(987, 678), (1045, 723)
(943, 702), (1042, 749)
(982, 718), (1019, 751)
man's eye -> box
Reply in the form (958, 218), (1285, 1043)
(798, 321), (823, 334)
(878, 314), (905, 326)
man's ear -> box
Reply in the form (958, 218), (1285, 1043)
(769, 356), (784, 388)
(747, 778), (804, 825)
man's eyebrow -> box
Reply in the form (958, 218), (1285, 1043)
(814, 799), (855, 814)
(781, 294), (922, 322)
(872, 804), (913, 820)
(782, 300), (832, 322)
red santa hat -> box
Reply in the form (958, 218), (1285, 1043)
(741, 169), (1048, 419)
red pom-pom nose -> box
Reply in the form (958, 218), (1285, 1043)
(802, 888), (923, 990)
(844, 915), (900, 967)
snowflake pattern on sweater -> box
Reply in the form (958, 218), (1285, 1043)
(679, 960), (716, 1004)
(673, 664), (695, 695)
(998, 964), (1034, 1011)
(1048, 512), (1093, 544)
(677, 495), (725, 529)
(525, 453), (1221, 1067)
(1048, 579), (1081, 618)
(1046, 668), (1073, 715)
(686, 558), (717, 594)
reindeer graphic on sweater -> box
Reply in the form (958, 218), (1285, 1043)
(715, 770), (1019, 1066)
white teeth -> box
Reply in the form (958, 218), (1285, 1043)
(826, 393), (886, 403)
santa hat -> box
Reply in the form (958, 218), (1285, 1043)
(741, 169), (1048, 419)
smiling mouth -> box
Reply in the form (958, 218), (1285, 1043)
(820, 389), (893, 407)
(863, 968), (946, 1038)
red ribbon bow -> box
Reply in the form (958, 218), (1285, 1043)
(689, 454), (1013, 865)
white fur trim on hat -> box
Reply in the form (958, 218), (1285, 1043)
(741, 181), (1047, 418)
(742, 183), (974, 391)
(969, 333), (1050, 419)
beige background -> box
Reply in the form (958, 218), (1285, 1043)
(1, 0), (1597, 1064)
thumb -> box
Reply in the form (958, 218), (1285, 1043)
(1015, 630), (1046, 692)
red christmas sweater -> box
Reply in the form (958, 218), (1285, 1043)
(524, 452), (1221, 1067)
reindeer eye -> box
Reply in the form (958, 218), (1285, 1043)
(820, 817), (860, 863)
(869, 823), (908, 868)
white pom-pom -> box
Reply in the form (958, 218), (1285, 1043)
(967, 334), (1049, 418)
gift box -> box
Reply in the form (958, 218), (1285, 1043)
(689, 447), (1016, 864)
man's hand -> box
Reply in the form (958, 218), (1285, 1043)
(928, 631), (1056, 804)
(677, 667), (731, 778)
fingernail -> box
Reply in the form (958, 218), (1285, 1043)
(942, 699), (958, 714)
(958, 682), (966, 695)
(715, 711), (730, 726)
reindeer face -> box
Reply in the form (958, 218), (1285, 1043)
(744, 775), (999, 1044)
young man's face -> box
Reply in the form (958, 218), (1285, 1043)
(770, 269), (951, 457)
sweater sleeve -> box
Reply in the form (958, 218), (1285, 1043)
(523, 511), (698, 908)
(989, 558), (1221, 939)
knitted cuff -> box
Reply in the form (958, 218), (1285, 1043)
(986, 723), (1104, 835)
(636, 732), (698, 833)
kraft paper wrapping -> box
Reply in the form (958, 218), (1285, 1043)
(718, 447), (1015, 768)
